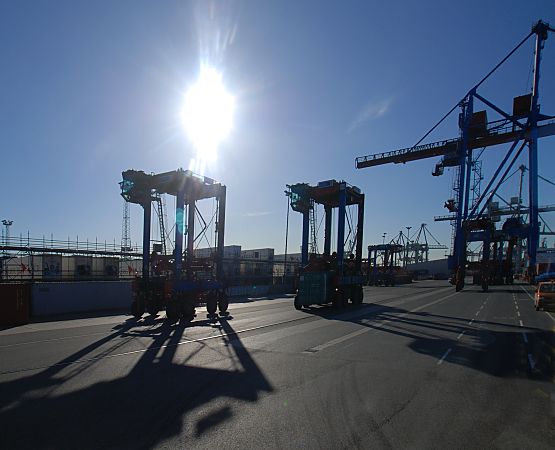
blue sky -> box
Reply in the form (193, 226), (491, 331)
(1, 0), (554, 257)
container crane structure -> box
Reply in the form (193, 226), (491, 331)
(406, 223), (448, 264)
(355, 20), (555, 290)
(120, 168), (228, 322)
(367, 244), (403, 286)
(287, 180), (365, 308)
(388, 224), (447, 266)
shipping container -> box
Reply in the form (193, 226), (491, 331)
(1, 256), (41, 281)
(0, 283), (31, 324)
(42, 254), (62, 279)
(72, 255), (93, 279)
(194, 245), (242, 259)
(119, 259), (141, 279)
(92, 257), (119, 278)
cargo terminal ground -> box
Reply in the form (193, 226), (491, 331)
(0, 280), (553, 449)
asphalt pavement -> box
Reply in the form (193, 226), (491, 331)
(0, 280), (553, 449)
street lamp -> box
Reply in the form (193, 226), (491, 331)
(382, 232), (387, 244)
(283, 188), (291, 278)
(405, 226), (412, 267)
(2, 219), (13, 245)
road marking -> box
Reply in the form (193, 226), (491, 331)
(517, 311), (521, 318)
(522, 332), (528, 344)
(437, 348), (452, 365)
(519, 285), (534, 301)
(0, 330), (128, 349)
(475, 311), (480, 316)
(304, 327), (371, 352)
(468, 319), (474, 325)
(456, 330), (465, 340)
(1, 287), (458, 373)
(548, 312), (555, 323)
(0, 315), (313, 376)
(519, 319), (524, 327)
(305, 291), (459, 353)
(528, 353), (536, 370)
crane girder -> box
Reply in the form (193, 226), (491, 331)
(356, 120), (555, 169)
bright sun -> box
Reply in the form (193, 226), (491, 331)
(181, 67), (235, 161)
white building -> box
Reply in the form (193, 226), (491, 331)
(273, 253), (302, 276)
(240, 248), (274, 277)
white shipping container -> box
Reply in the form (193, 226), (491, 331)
(195, 245), (242, 259)
(42, 254), (62, 279)
(119, 259), (142, 278)
(3, 255), (42, 280)
(73, 255), (93, 278)
(241, 248), (274, 260)
(62, 256), (75, 279)
(92, 257), (120, 278)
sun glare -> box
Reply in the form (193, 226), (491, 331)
(182, 67), (235, 162)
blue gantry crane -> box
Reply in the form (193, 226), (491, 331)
(367, 244), (403, 286)
(287, 180), (365, 308)
(120, 168), (228, 321)
(355, 20), (555, 290)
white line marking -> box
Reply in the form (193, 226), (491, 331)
(468, 319), (474, 325)
(457, 331), (465, 340)
(0, 330), (127, 349)
(548, 312), (555, 324)
(305, 291), (460, 353)
(519, 319), (524, 327)
(517, 311), (521, 318)
(522, 332), (528, 344)
(475, 311), (480, 316)
(437, 348), (452, 365)
(306, 327), (370, 352)
(0, 316), (311, 375)
(519, 285), (535, 301)
(528, 353), (536, 370)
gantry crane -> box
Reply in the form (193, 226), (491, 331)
(355, 20), (555, 290)
(367, 244), (403, 286)
(120, 168), (228, 322)
(287, 180), (365, 308)
(406, 224), (448, 264)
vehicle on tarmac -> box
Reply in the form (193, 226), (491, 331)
(287, 180), (365, 309)
(535, 281), (555, 311)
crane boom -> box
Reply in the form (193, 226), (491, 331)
(356, 119), (555, 169)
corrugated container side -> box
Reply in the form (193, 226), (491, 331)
(0, 283), (31, 324)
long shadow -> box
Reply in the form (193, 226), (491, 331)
(365, 283), (450, 290)
(300, 292), (553, 381)
(0, 316), (273, 449)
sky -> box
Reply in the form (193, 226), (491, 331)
(1, 0), (554, 258)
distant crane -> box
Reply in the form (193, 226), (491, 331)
(408, 223), (448, 264)
(355, 20), (555, 288)
(121, 202), (132, 253)
(390, 224), (447, 266)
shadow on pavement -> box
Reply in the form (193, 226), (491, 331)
(0, 316), (272, 449)
(301, 287), (553, 381)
